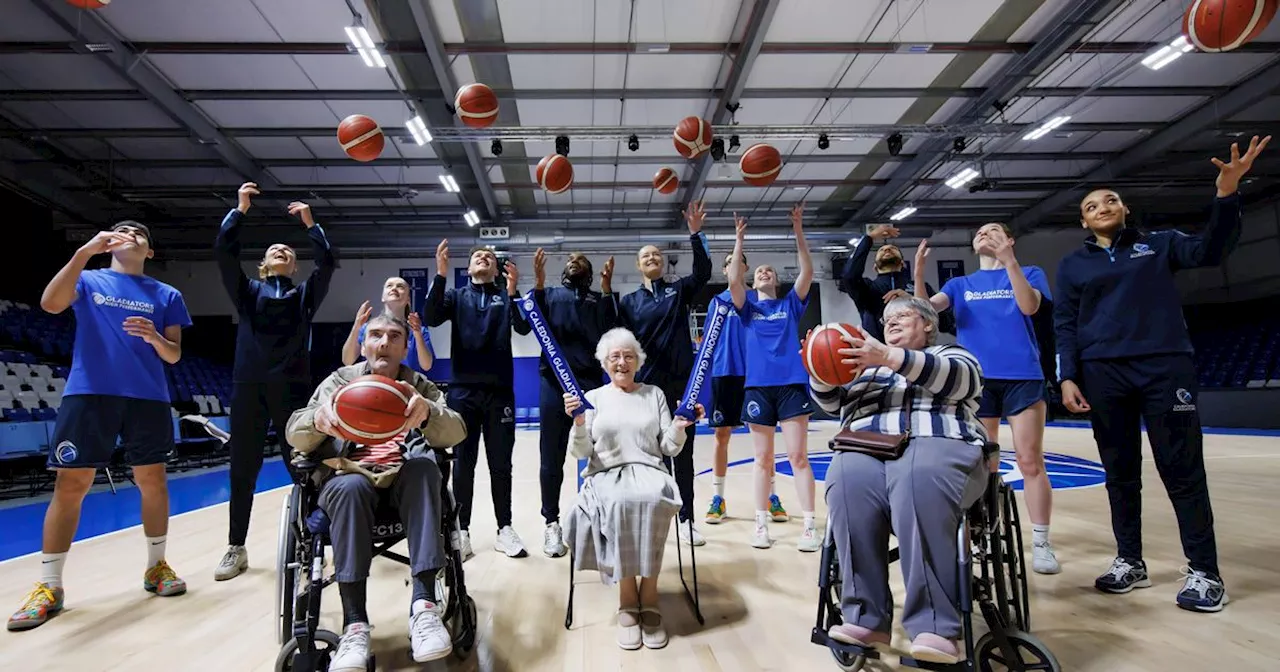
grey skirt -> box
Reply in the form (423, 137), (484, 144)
(566, 463), (683, 585)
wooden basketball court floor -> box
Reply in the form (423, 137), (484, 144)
(1, 421), (1278, 671)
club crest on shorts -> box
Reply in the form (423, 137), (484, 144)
(1173, 388), (1196, 412)
(746, 401), (761, 418)
(54, 440), (78, 464)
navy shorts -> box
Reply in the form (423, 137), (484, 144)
(709, 375), (746, 428)
(48, 395), (175, 469)
(977, 379), (1046, 419)
(742, 384), (813, 426)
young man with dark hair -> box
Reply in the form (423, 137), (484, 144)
(213, 182), (337, 581)
(9, 221), (192, 632)
(425, 241), (532, 559)
(1054, 135), (1269, 612)
(840, 224), (953, 341)
(529, 249), (617, 557)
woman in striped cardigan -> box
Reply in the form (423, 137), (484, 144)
(812, 296), (989, 665)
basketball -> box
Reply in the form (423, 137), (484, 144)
(803, 323), (866, 387)
(336, 114), (384, 162)
(536, 153), (573, 194)
(455, 83), (500, 128)
(330, 374), (410, 444)
(740, 143), (782, 187)
(673, 116), (713, 159)
(66, 0), (109, 8)
(653, 167), (679, 194)
(1183, 0), (1277, 52)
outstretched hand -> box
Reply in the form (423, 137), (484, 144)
(1214, 135), (1270, 197)
(674, 403), (705, 430)
(684, 200), (706, 234)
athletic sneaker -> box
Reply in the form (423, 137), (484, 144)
(410, 600), (453, 661)
(214, 545), (248, 581)
(144, 560), (187, 597)
(451, 530), (474, 562)
(7, 583), (64, 631)
(543, 522), (568, 558)
(678, 522), (705, 546)
(330, 622), (372, 672)
(1176, 567), (1229, 612)
(769, 494), (789, 522)
(797, 526), (821, 553)
(1094, 557), (1151, 594)
(705, 495), (726, 524)
(1032, 541), (1061, 575)
(750, 524), (773, 549)
(494, 526), (528, 558)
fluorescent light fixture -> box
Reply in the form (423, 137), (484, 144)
(1022, 115), (1070, 141)
(439, 174), (460, 193)
(406, 115), (432, 145)
(639, 43), (670, 53)
(1142, 35), (1194, 71)
(945, 167), (981, 190)
(463, 210), (479, 227)
(888, 206), (916, 221)
(345, 25), (386, 68)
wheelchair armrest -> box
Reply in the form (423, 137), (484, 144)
(291, 454), (321, 473)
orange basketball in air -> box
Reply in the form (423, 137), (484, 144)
(337, 114), (384, 162)
(739, 143), (782, 187)
(673, 116), (713, 159)
(653, 167), (679, 194)
(455, 83), (500, 128)
(536, 154), (573, 194)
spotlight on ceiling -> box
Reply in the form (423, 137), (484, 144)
(555, 135), (570, 156)
(886, 132), (904, 156)
(953, 137), (967, 153)
(490, 139), (502, 156)
(969, 180), (993, 193)
(817, 133), (830, 150)
(728, 134), (741, 153)
(710, 137), (726, 161)
(627, 134), (639, 152)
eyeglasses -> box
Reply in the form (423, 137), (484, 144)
(880, 313), (920, 328)
(607, 352), (638, 363)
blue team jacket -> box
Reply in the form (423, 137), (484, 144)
(532, 282), (618, 384)
(618, 233), (712, 388)
(424, 275), (531, 387)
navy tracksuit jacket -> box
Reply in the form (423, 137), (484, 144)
(840, 234), (954, 341)
(1053, 193), (1242, 576)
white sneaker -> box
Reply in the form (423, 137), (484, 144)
(797, 526), (821, 553)
(1033, 541), (1062, 575)
(543, 522), (569, 558)
(451, 530), (474, 562)
(494, 526), (528, 558)
(678, 522), (706, 547)
(214, 545), (248, 581)
(750, 524), (773, 549)
(410, 600), (453, 662)
(330, 622), (372, 672)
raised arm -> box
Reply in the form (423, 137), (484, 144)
(985, 235), (1040, 315)
(410, 314), (434, 371)
(790, 203), (814, 301)
(506, 260), (532, 336)
(1170, 136), (1268, 270)
(213, 183), (260, 310)
(290, 202), (337, 314)
(912, 240), (950, 312)
(728, 214), (748, 309)
(341, 301), (372, 366)
(423, 240), (455, 327)
(677, 200), (713, 295)
(40, 231), (129, 314)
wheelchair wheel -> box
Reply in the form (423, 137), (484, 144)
(275, 488), (302, 646)
(974, 630), (1061, 671)
(274, 630), (341, 672)
(830, 647), (867, 672)
(452, 596), (478, 659)
(1000, 485), (1032, 632)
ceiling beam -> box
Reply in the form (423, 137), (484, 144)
(1006, 57), (1280, 232)
(24, 0), (277, 190)
(842, 0), (1128, 227)
(677, 0), (780, 221)
(4, 40), (1278, 56)
(0, 86), (1232, 102)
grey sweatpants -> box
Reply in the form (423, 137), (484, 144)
(318, 457), (447, 582)
(825, 436), (987, 640)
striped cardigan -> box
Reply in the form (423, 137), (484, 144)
(810, 344), (988, 447)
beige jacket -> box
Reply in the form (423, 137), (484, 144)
(285, 362), (467, 487)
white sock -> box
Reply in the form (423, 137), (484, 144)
(754, 510), (769, 528)
(146, 535), (167, 568)
(40, 552), (67, 589)
(803, 512), (816, 530)
(713, 476), (725, 498)
(1032, 524), (1049, 546)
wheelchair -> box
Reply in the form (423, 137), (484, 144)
(811, 443), (1061, 671)
(273, 447), (478, 672)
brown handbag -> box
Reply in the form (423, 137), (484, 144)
(829, 385), (913, 460)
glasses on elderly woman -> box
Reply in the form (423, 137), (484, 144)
(880, 312), (920, 329)
(607, 352), (638, 363)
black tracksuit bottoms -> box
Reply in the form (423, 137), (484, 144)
(229, 380), (313, 546)
(447, 383), (516, 532)
(538, 374), (604, 524)
(1080, 353), (1219, 577)
(658, 378), (696, 523)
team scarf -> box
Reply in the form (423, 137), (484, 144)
(676, 296), (731, 419)
(516, 289), (593, 415)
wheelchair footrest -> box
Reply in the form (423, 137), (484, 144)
(811, 628), (883, 660)
(899, 656), (968, 670)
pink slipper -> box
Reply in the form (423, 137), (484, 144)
(910, 632), (964, 664)
(828, 623), (891, 652)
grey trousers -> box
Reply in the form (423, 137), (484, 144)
(318, 458), (447, 583)
(825, 436), (987, 640)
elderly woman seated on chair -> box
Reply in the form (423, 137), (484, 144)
(811, 296), (989, 665)
(562, 327), (702, 651)
(285, 313), (467, 670)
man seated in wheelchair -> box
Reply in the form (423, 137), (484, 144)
(809, 297), (989, 665)
(284, 312), (467, 669)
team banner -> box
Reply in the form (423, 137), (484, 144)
(677, 298), (730, 419)
(517, 290), (593, 415)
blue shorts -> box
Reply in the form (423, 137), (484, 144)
(978, 379), (1046, 419)
(708, 375), (746, 428)
(742, 384), (813, 426)
(48, 395), (175, 469)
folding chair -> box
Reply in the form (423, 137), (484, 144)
(564, 455), (704, 629)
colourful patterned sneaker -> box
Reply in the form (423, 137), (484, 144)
(768, 494), (789, 522)
(7, 583), (65, 632)
(705, 495), (726, 524)
(144, 560), (188, 597)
